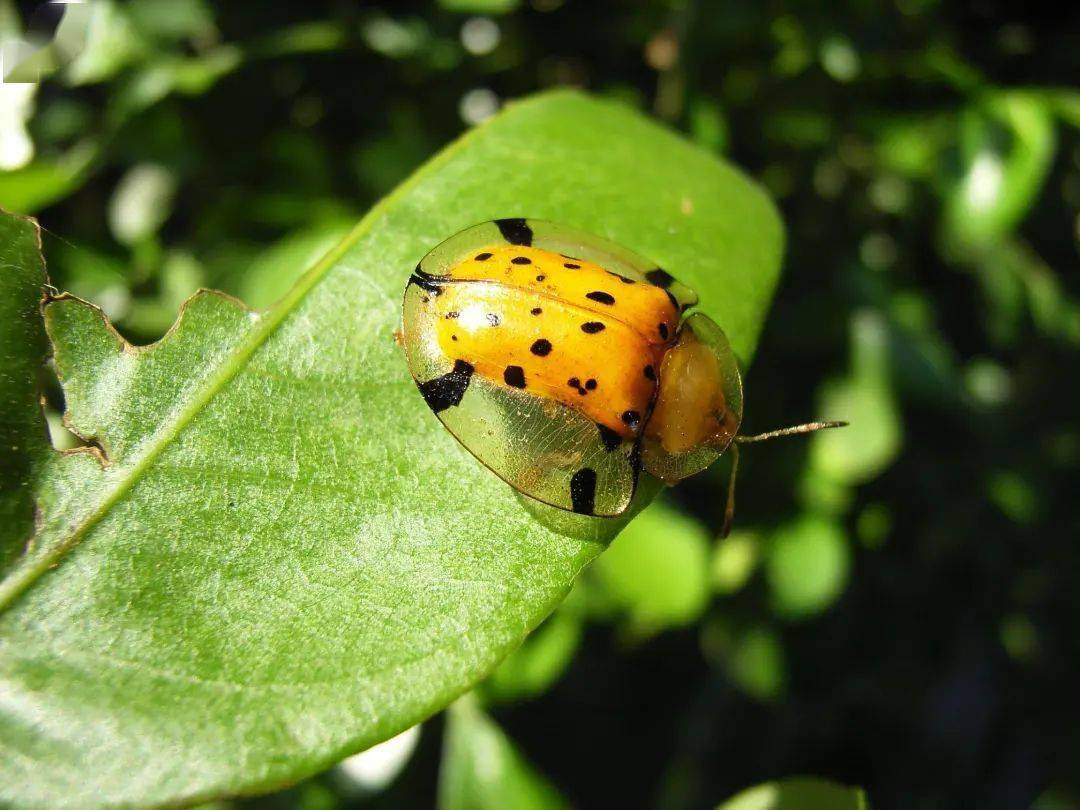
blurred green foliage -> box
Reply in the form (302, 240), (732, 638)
(2, 0), (1078, 807)
(440, 697), (569, 810)
(716, 777), (867, 810)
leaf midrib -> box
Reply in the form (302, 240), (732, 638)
(0, 96), (506, 616)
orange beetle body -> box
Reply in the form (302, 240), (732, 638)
(427, 243), (676, 437)
(401, 218), (745, 517)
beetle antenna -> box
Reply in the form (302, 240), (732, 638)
(721, 443), (740, 539)
(733, 420), (848, 444)
(720, 421), (847, 538)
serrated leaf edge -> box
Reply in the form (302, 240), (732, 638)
(0, 89), (528, 614)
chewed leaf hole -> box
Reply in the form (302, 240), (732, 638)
(39, 360), (92, 454)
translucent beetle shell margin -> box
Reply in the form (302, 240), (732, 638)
(401, 218), (744, 517)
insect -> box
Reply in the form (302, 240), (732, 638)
(401, 218), (845, 533)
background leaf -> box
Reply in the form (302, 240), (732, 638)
(701, 619), (787, 702)
(590, 496), (712, 637)
(711, 529), (761, 595)
(717, 777), (868, 810)
(237, 218), (356, 309)
(437, 0), (520, 15)
(481, 599), (583, 704)
(0, 142), (98, 214)
(0, 90), (782, 808)
(438, 697), (568, 810)
(941, 91), (1056, 248)
(765, 515), (851, 620)
(809, 310), (901, 486)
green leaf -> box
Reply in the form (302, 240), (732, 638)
(0, 90), (782, 807)
(482, 603), (583, 703)
(438, 0), (520, 14)
(0, 0), (19, 35)
(870, 114), (952, 180)
(809, 310), (901, 486)
(64, 0), (149, 86)
(942, 91), (1056, 247)
(701, 618), (786, 702)
(717, 777), (868, 810)
(0, 213), (50, 572)
(0, 141), (98, 214)
(1044, 88), (1080, 129)
(127, 0), (217, 43)
(711, 529), (760, 595)
(237, 218), (356, 309)
(766, 515), (850, 620)
(107, 162), (178, 245)
(109, 47), (243, 122)
(439, 698), (568, 810)
(591, 497), (712, 637)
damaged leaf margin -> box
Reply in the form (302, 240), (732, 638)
(0, 220), (362, 610)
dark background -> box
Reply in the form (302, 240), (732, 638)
(3, 1), (1078, 808)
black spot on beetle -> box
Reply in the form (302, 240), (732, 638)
(581, 321), (606, 334)
(567, 376), (589, 395)
(644, 364), (656, 380)
(586, 291), (616, 305)
(596, 423), (622, 452)
(645, 268), (674, 288)
(530, 338), (553, 357)
(451, 335), (458, 341)
(563, 262), (581, 269)
(511, 256), (532, 265)
(486, 313), (501, 327)
(585, 378), (597, 390)
(530, 307), (543, 316)
(474, 252), (493, 261)
(418, 360), (473, 413)
(496, 218), (533, 246)
(570, 468), (598, 515)
(410, 266), (445, 294)
(606, 270), (636, 284)
(535, 274), (546, 282)
(621, 410), (642, 431)
(658, 322), (669, 340)
(503, 365), (527, 388)
(445, 311), (460, 319)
